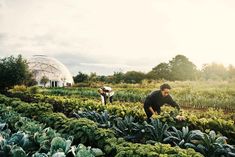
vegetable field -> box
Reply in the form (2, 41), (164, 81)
(1, 81), (235, 157)
(43, 81), (235, 110)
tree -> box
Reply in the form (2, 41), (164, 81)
(73, 72), (89, 83)
(147, 63), (170, 80)
(169, 55), (197, 81)
(124, 71), (145, 83)
(228, 64), (235, 79)
(202, 63), (228, 80)
(0, 55), (33, 91)
(24, 72), (38, 87)
(88, 72), (98, 82)
(40, 76), (49, 87)
(97, 75), (108, 82)
(112, 71), (125, 83)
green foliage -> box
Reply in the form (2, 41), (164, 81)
(147, 62), (171, 80)
(40, 76), (49, 87)
(144, 119), (169, 143)
(0, 104), (103, 157)
(2, 93), (235, 156)
(169, 55), (197, 81)
(186, 130), (235, 157)
(34, 128), (60, 152)
(73, 144), (95, 157)
(28, 86), (40, 94)
(0, 55), (33, 90)
(112, 72), (125, 84)
(32, 152), (48, 157)
(10, 85), (27, 93)
(50, 136), (72, 155)
(73, 110), (115, 128)
(104, 138), (203, 157)
(202, 63), (228, 80)
(88, 72), (98, 82)
(43, 82), (235, 110)
(73, 72), (89, 83)
(163, 126), (202, 148)
(228, 64), (235, 79)
(15, 101), (53, 118)
(0, 95), (204, 156)
(124, 71), (146, 83)
(6, 92), (235, 145)
(12, 146), (27, 157)
(113, 116), (145, 142)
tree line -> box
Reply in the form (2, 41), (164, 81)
(1, 54), (235, 91)
(74, 55), (235, 84)
(0, 55), (37, 91)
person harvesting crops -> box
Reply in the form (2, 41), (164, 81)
(144, 83), (181, 122)
(98, 86), (114, 105)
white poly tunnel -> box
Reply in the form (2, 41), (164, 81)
(28, 55), (74, 87)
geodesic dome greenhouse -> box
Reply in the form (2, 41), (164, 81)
(28, 55), (74, 87)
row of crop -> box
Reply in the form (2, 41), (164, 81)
(0, 104), (103, 157)
(8, 92), (235, 145)
(2, 94), (235, 157)
(42, 87), (235, 110)
(4, 93), (235, 156)
(40, 89), (235, 122)
(0, 94), (202, 157)
(42, 88), (146, 103)
(71, 109), (235, 157)
(7, 92), (146, 120)
(172, 87), (235, 110)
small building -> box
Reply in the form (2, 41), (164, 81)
(28, 55), (74, 87)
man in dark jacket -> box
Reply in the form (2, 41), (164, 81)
(144, 83), (180, 121)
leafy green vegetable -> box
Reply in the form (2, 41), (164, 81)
(144, 119), (169, 143)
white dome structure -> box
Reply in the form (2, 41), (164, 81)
(28, 55), (74, 87)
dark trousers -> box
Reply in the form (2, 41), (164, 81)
(144, 105), (153, 123)
(144, 105), (153, 119)
(144, 103), (161, 123)
(102, 94), (113, 105)
(109, 96), (113, 103)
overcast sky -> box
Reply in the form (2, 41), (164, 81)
(0, 0), (235, 75)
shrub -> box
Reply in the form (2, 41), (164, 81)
(10, 85), (27, 93)
(27, 86), (40, 94)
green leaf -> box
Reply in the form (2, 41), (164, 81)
(76, 144), (95, 157)
(215, 136), (227, 144)
(65, 139), (72, 153)
(0, 123), (7, 131)
(209, 130), (216, 140)
(52, 152), (66, 157)
(182, 126), (189, 138)
(50, 137), (66, 154)
(91, 148), (104, 156)
(32, 152), (48, 157)
(11, 146), (27, 157)
(178, 139), (185, 146)
(228, 152), (235, 156)
(185, 143), (197, 149)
